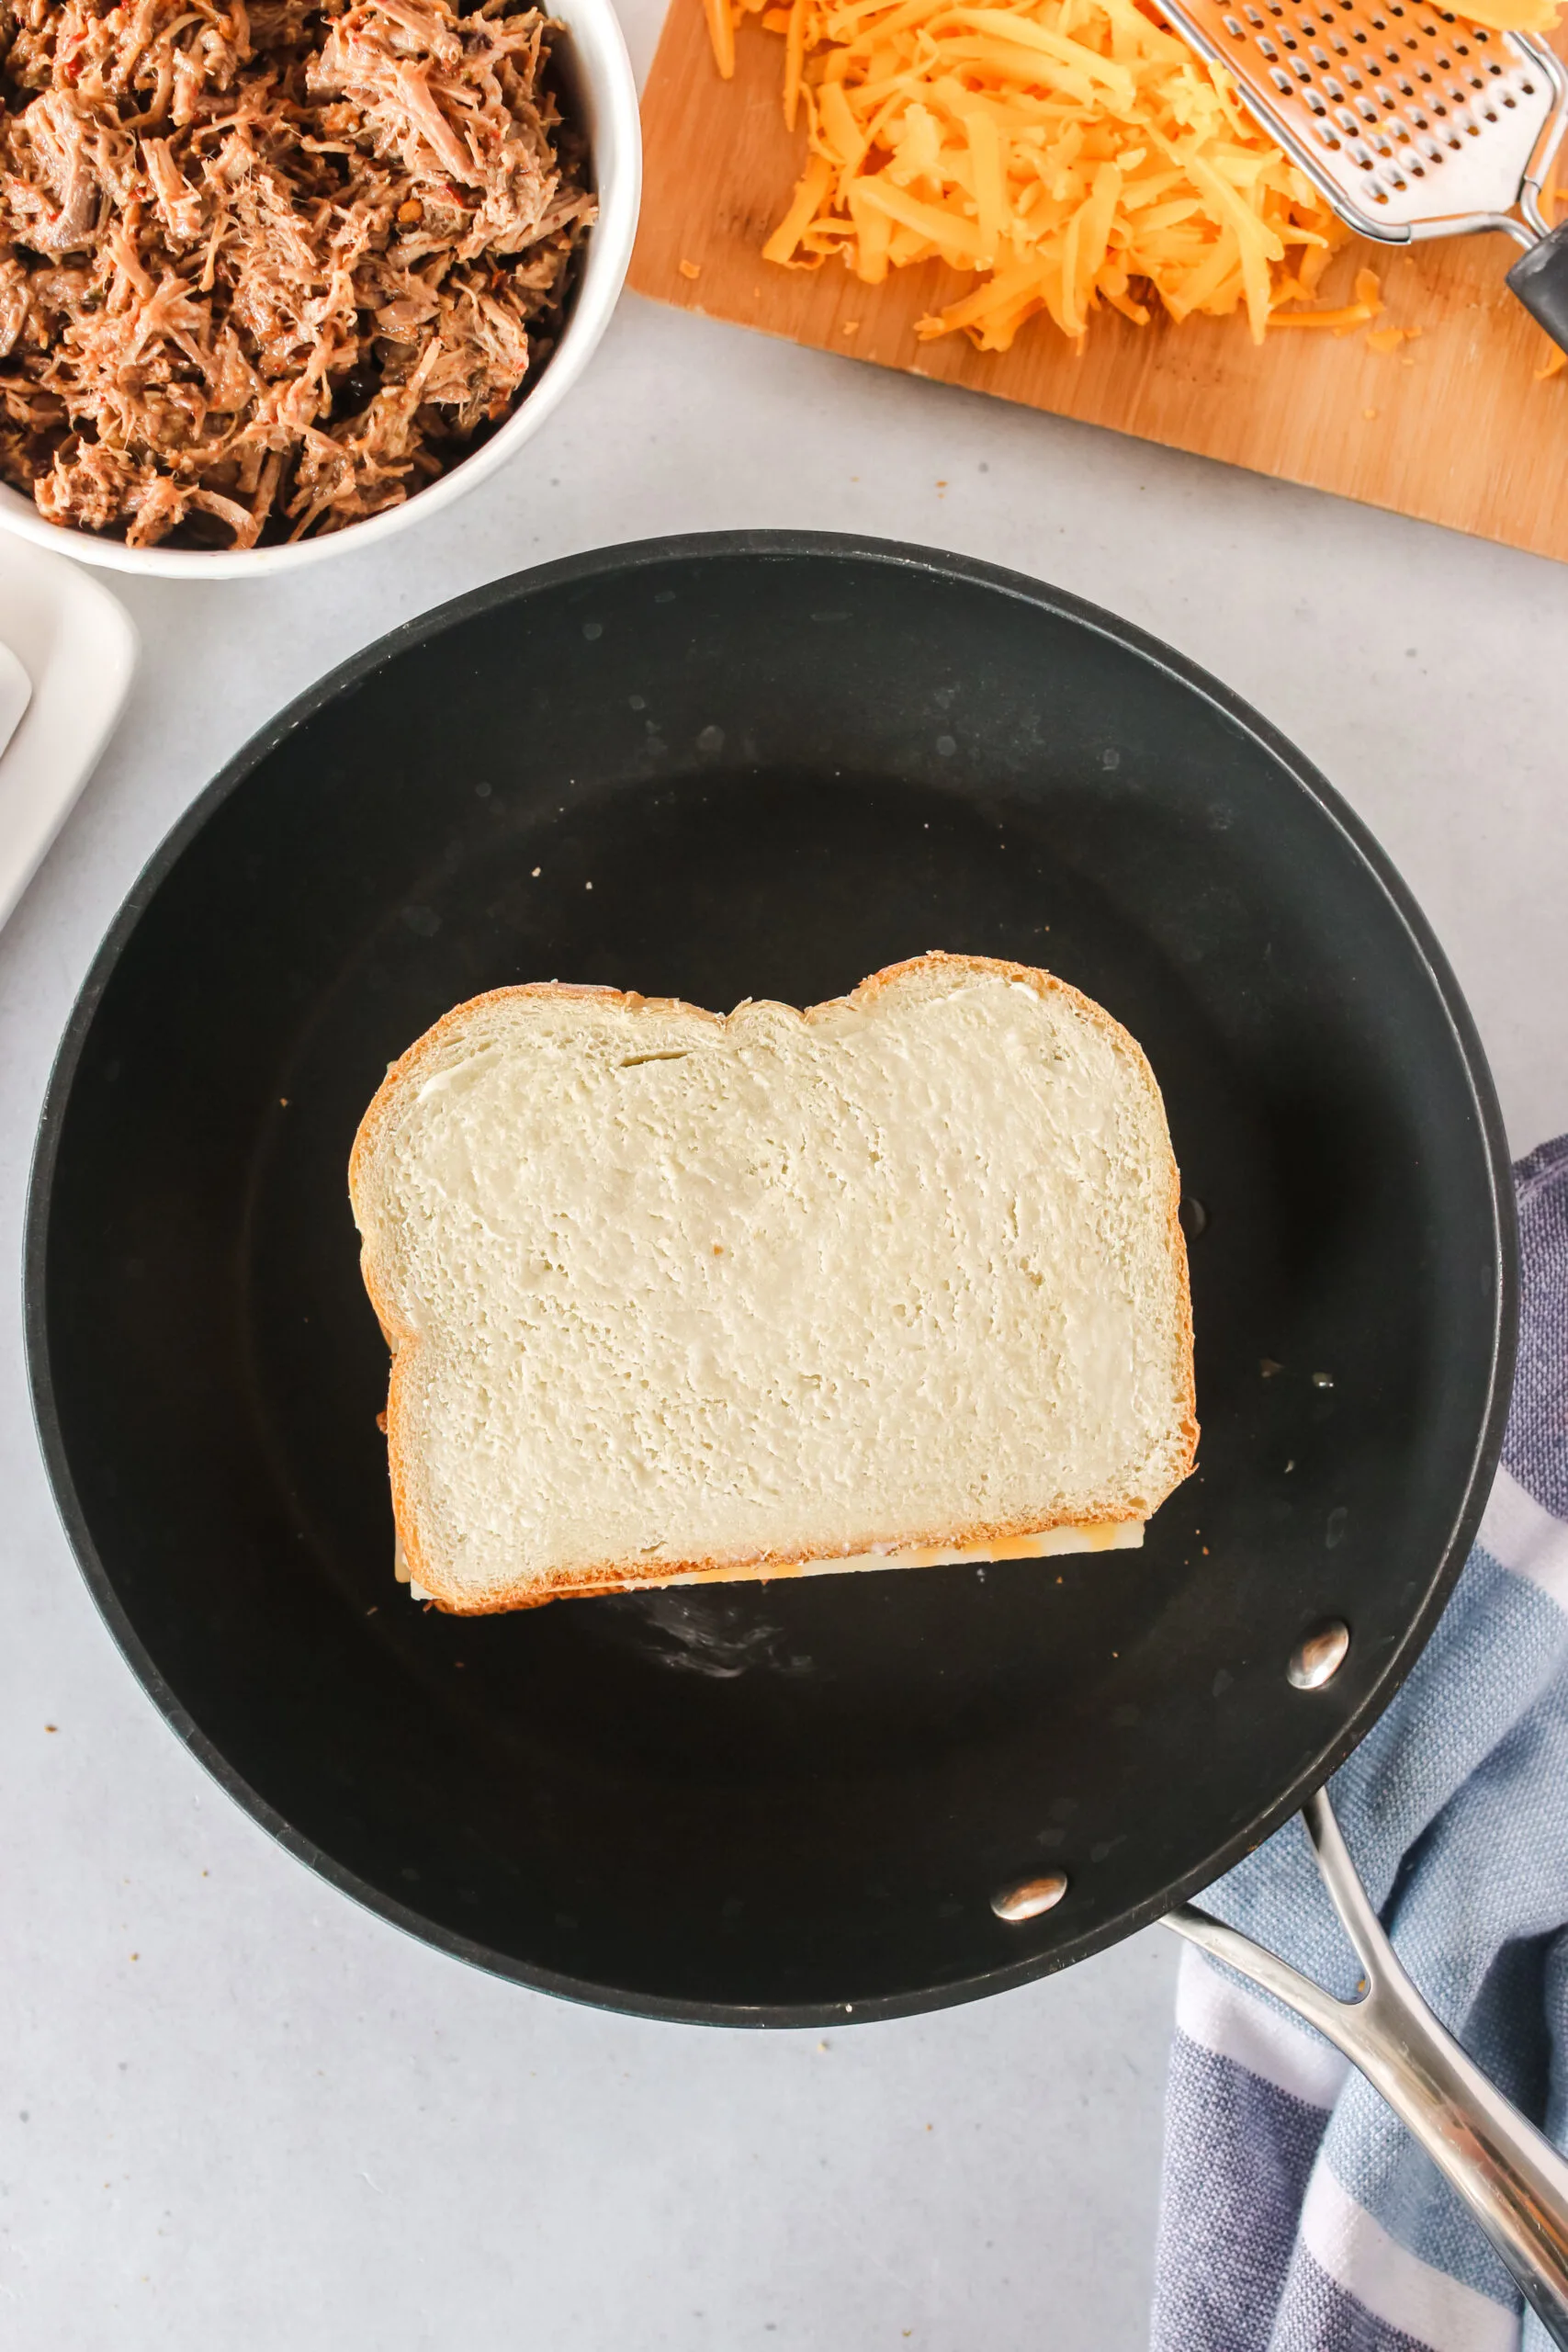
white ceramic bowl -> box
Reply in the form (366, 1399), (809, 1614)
(0, 0), (640, 581)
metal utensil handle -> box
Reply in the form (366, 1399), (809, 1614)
(1164, 1790), (1568, 2347)
(1507, 219), (1568, 357)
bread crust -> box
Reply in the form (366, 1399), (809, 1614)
(349, 953), (1199, 1613)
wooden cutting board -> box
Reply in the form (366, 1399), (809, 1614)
(628, 0), (1568, 563)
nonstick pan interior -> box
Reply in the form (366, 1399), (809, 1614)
(27, 535), (1514, 2024)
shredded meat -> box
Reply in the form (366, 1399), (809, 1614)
(0, 0), (594, 547)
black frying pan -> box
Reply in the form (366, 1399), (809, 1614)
(26, 533), (1514, 2033)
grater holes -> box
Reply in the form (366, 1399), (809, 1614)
(1190, 0), (1545, 204)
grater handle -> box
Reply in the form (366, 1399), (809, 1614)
(1507, 218), (1568, 355)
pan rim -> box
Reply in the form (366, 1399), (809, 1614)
(23, 528), (1519, 2029)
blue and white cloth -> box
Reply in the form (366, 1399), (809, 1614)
(1152, 1135), (1568, 2352)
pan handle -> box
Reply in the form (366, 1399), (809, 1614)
(1163, 1790), (1568, 2348)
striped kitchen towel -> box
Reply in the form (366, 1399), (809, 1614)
(1151, 1133), (1568, 2352)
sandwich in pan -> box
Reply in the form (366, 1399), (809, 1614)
(349, 952), (1197, 1612)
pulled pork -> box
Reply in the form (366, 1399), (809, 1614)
(0, 0), (594, 547)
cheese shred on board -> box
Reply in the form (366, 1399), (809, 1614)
(705, 0), (1536, 348)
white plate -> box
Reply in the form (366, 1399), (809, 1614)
(0, 536), (137, 932)
(0, 639), (31, 762)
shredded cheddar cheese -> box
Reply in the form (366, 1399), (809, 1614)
(1268, 262), (1382, 331)
(716, 0), (1351, 347)
(1453, 0), (1560, 25)
(710, 0), (1559, 353)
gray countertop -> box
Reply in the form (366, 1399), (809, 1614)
(4, 3), (1567, 2336)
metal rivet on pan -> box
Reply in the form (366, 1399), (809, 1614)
(991, 1871), (1069, 1922)
(1179, 1195), (1210, 1240)
(1289, 1620), (1350, 1690)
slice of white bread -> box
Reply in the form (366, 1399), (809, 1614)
(349, 953), (1197, 1614)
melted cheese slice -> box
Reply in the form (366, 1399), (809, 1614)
(397, 1519), (1142, 1600)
